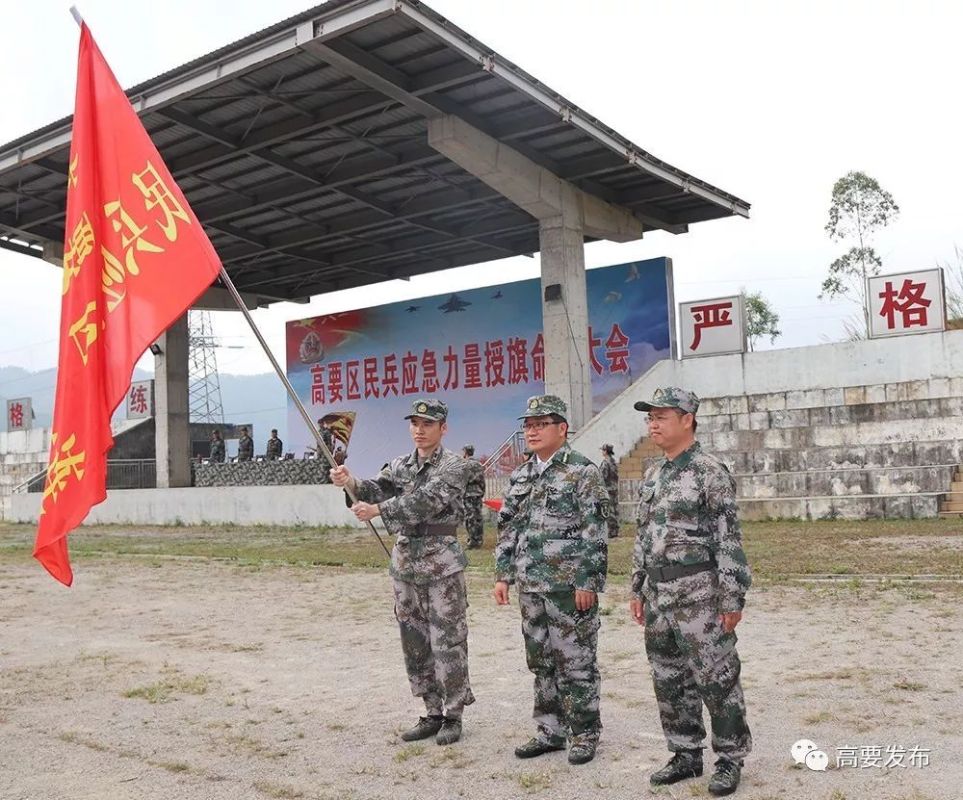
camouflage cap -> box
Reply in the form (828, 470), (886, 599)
(633, 386), (700, 415)
(404, 397), (448, 421)
(518, 394), (568, 421)
(463, 444), (475, 455)
(601, 443), (615, 455)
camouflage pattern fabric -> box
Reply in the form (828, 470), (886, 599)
(599, 454), (620, 539)
(464, 457), (486, 547)
(353, 445), (469, 585)
(265, 437), (283, 460)
(496, 442), (608, 744)
(237, 434), (254, 462)
(317, 427), (335, 483)
(393, 570), (475, 717)
(209, 438), (225, 463)
(495, 443), (609, 593)
(633, 440), (752, 762)
(519, 590), (601, 745)
(644, 599), (751, 760)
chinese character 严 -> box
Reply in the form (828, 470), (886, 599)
(690, 301), (733, 351)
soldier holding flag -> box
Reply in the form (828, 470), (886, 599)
(331, 399), (473, 746)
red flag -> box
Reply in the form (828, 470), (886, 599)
(483, 499), (503, 513)
(34, 23), (222, 585)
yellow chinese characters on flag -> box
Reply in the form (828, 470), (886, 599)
(35, 23), (222, 585)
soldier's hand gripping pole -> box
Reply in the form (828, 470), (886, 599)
(215, 266), (391, 558)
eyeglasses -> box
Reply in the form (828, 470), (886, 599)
(647, 412), (687, 424)
(522, 420), (560, 432)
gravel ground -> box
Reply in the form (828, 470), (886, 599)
(1, 556), (961, 800)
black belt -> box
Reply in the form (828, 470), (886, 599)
(414, 523), (458, 536)
(646, 560), (715, 583)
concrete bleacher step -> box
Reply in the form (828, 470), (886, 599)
(740, 493), (942, 522)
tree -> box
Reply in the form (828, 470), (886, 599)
(940, 245), (963, 328)
(744, 291), (782, 351)
(820, 171), (900, 337)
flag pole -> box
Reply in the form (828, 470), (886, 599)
(215, 267), (391, 557)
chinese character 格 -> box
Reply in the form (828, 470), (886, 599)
(878, 279), (931, 330)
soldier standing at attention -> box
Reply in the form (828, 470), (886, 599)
(630, 387), (752, 797)
(209, 430), (225, 463)
(266, 429), (283, 460)
(461, 445), (486, 549)
(599, 444), (620, 538)
(236, 426), (254, 462)
(331, 399), (473, 746)
(494, 395), (609, 766)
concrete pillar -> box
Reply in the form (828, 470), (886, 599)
(540, 188), (592, 429)
(154, 313), (191, 488)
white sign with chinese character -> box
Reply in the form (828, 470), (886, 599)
(867, 268), (946, 339)
(6, 397), (32, 431)
(679, 294), (746, 358)
(126, 379), (155, 419)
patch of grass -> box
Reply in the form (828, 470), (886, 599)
(123, 672), (210, 704)
(394, 744), (426, 763)
(253, 780), (304, 799)
(804, 710), (833, 724)
(152, 760), (191, 774)
(893, 678), (925, 692)
(517, 771), (552, 792)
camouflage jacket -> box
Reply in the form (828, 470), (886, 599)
(600, 455), (619, 491)
(237, 435), (254, 462)
(354, 444), (468, 585)
(464, 457), (486, 498)
(632, 441), (751, 612)
(266, 438), (283, 460)
(209, 439), (225, 463)
(495, 443), (609, 594)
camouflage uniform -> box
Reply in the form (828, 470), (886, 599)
(496, 396), (610, 749)
(237, 433), (254, 462)
(632, 387), (752, 765)
(209, 437), (225, 463)
(318, 427), (335, 483)
(463, 451), (486, 548)
(352, 399), (474, 719)
(599, 450), (620, 538)
(266, 436), (283, 460)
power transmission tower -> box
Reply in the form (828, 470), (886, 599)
(188, 310), (225, 423)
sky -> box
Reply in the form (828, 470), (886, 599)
(2, 0), (963, 380)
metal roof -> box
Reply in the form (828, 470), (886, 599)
(0, 0), (750, 304)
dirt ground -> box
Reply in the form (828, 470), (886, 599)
(1, 526), (962, 800)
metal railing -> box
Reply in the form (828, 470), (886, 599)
(17, 459), (157, 493)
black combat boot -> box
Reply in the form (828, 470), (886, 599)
(400, 715), (444, 741)
(708, 758), (741, 796)
(649, 750), (704, 785)
(567, 737), (597, 765)
(514, 736), (566, 759)
(435, 716), (462, 745)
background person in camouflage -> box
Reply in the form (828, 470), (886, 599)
(461, 445), (486, 549)
(209, 430), (225, 463)
(600, 444), (620, 538)
(629, 387), (752, 797)
(494, 395), (610, 766)
(316, 419), (335, 483)
(266, 429), (283, 460)
(331, 398), (473, 746)
(236, 426), (253, 462)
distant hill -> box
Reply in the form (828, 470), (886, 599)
(1, 366), (287, 452)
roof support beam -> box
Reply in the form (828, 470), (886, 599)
(427, 114), (645, 242)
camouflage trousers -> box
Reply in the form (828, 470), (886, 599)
(393, 571), (475, 718)
(464, 496), (484, 546)
(606, 489), (620, 538)
(519, 591), (601, 744)
(644, 600), (752, 761)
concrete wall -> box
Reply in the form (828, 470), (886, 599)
(0, 427), (49, 519)
(572, 329), (963, 461)
(9, 484), (365, 528)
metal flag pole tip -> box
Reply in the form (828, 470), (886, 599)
(69, 6), (84, 25)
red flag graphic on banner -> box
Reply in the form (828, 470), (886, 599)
(34, 23), (222, 585)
